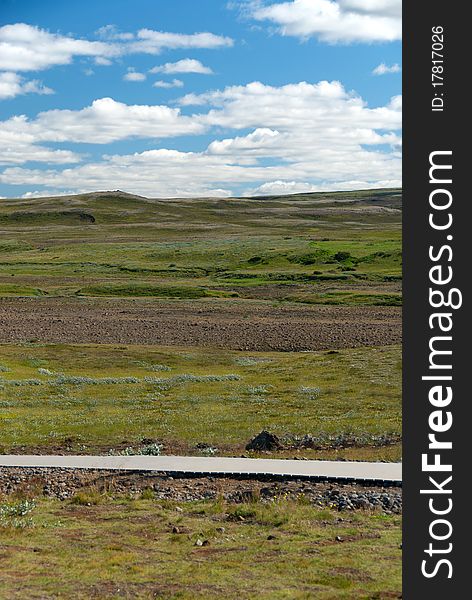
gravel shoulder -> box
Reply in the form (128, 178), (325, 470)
(0, 467), (402, 513)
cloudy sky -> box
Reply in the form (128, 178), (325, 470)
(0, 0), (401, 199)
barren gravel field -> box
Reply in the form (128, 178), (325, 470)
(0, 297), (401, 351)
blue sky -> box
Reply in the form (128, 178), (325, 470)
(0, 0), (402, 198)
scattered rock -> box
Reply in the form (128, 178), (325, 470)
(246, 431), (283, 452)
(0, 467), (402, 515)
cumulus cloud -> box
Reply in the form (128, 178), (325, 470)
(0, 97), (204, 149)
(339, 0), (401, 18)
(0, 23), (233, 73)
(21, 189), (78, 198)
(0, 23), (118, 72)
(1, 152), (236, 198)
(0, 121), (81, 165)
(243, 178), (400, 196)
(0, 71), (54, 99)
(95, 25), (135, 41)
(128, 29), (233, 54)
(123, 68), (146, 82)
(94, 56), (113, 66)
(150, 59), (213, 75)
(0, 80), (401, 196)
(0, 139), (401, 198)
(153, 79), (184, 88)
(244, 180), (321, 195)
(372, 62), (401, 75)
(0, 80), (400, 149)
(207, 128), (280, 155)
(249, 0), (401, 43)
(181, 80), (401, 133)
(388, 94), (401, 110)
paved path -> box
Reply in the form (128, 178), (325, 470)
(0, 455), (402, 483)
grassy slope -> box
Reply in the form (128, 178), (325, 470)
(0, 191), (402, 597)
(0, 495), (401, 599)
(0, 189), (401, 304)
(0, 343), (401, 459)
(0, 190), (402, 459)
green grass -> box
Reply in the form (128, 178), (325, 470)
(76, 283), (238, 299)
(0, 189), (401, 304)
(0, 495), (402, 599)
(0, 284), (48, 297)
(0, 343), (401, 459)
(287, 292), (402, 306)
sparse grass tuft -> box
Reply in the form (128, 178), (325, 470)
(0, 495), (402, 598)
(0, 343), (401, 459)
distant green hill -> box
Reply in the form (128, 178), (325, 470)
(0, 188), (402, 304)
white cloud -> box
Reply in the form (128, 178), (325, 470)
(338, 0), (401, 18)
(123, 69), (146, 82)
(250, 0), (401, 43)
(207, 128), (280, 154)
(0, 80), (401, 150)
(180, 81), (401, 134)
(0, 97), (205, 148)
(0, 139), (401, 197)
(243, 178), (400, 196)
(372, 62), (401, 75)
(0, 71), (54, 99)
(153, 79), (184, 89)
(388, 94), (401, 110)
(0, 80), (401, 196)
(128, 29), (233, 54)
(95, 25), (135, 41)
(94, 56), (113, 66)
(1, 153), (236, 198)
(0, 121), (81, 164)
(244, 180), (321, 195)
(0, 23), (119, 71)
(0, 23), (233, 74)
(150, 59), (213, 75)
(21, 189), (77, 198)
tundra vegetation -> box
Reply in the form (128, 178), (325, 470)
(0, 189), (402, 596)
(0, 342), (401, 459)
(0, 493), (401, 599)
(0, 188), (402, 458)
(0, 189), (401, 304)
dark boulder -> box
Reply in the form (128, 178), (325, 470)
(246, 430), (283, 451)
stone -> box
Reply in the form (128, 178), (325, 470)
(245, 431), (283, 452)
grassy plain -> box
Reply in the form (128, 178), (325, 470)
(0, 342), (401, 459)
(0, 494), (401, 599)
(0, 190), (402, 596)
(0, 189), (401, 304)
(0, 188), (402, 458)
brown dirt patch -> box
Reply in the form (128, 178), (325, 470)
(0, 297), (401, 351)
